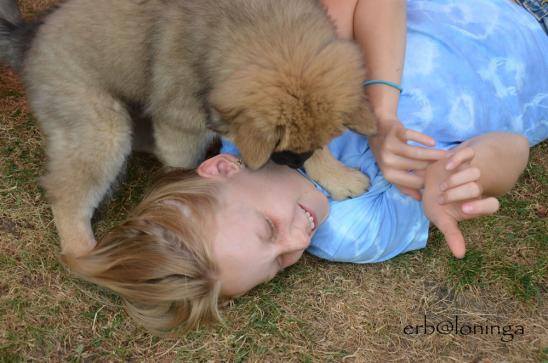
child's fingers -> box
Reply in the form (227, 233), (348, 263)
(461, 197), (500, 217)
(400, 128), (436, 147)
(396, 143), (447, 161)
(437, 218), (466, 258)
(439, 167), (481, 192)
(380, 153), (430, 170)
(439, 181), (483, 204)
(446, 147), (475, 170)
(384, 169), (425, 189)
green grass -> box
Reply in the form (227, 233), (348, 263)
(447, 247), (486, 288)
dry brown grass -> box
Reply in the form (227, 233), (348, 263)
(1, 1), (547, 362)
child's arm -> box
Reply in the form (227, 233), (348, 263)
(352, 0), (446, 200)
(353, 0), (406, 119)
(422, 132), (530, 258)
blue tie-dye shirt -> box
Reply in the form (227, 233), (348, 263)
(222, 0), (548, 263)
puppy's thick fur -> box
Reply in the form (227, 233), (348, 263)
(0, 0), (376, 256)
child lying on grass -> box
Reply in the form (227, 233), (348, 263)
(64, 0), (547, 333)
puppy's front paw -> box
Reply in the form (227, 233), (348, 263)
(304, 147), (370, 201)
(323, 166), (370, 200)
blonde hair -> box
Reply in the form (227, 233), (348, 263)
(61, 169), (223, 334)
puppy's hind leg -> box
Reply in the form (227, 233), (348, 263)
(38, 90), (132, 257)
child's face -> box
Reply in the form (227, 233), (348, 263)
(201, 154), (329, 296)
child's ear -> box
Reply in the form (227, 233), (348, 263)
(197, 154), (242, 179)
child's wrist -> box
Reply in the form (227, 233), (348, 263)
(366, 91), (400, 121)
(363, 79), (403, 93)
(373, 111), (401, 129)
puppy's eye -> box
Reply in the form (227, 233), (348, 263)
(274, 125), (284, 148)
(206, 120), (230, 135)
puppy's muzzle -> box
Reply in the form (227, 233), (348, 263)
(271, 151), (313, 169)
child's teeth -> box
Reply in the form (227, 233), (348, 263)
(303, 209), (315, 231)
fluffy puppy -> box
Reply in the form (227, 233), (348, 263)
(0, 0), (376, 256)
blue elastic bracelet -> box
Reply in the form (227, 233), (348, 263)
(363, 79), (403, 93)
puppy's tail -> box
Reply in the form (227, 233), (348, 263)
(0, 0), (40, 71)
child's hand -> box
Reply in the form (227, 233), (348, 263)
(422, 146), (500, 258)
(369, 117), (447, 200)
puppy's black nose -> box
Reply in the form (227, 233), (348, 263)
(271, 151), (313, 169)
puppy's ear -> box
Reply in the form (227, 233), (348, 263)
(344, 100), (378, 136)
(234, 122), (282, 170)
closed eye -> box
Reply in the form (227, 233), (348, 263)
(264, 215), (277, 243)
(262, 214), (282, 273)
